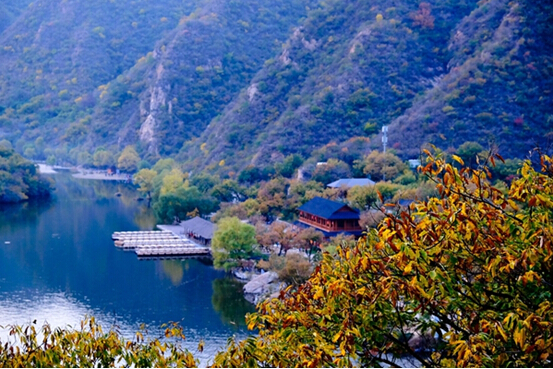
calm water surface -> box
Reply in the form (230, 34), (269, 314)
(0, 173), (254, 364)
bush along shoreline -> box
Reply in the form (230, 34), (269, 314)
(0, 143), (54, 203)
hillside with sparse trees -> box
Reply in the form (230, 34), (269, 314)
(0, 0), (551, 175)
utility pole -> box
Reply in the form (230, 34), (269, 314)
(382, 125), (388, 153)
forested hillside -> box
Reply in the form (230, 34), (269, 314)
(86, 0), (315, 157)
(388, 0), (553, 158)
(0, 0), (551, 173)
(0, 0), (199, 159)
(184, 0), (553, 174)
(0, 0), (33, 33)
(0, 0), (313, 164)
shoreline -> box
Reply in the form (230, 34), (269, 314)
(72, 172), (131, 181)
(37, 164), (132, 181)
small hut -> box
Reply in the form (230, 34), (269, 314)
(180, 217), (216, 246)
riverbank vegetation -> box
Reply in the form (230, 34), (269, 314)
(139, 140), (521, 257)
(0, 140), (53, 203)
(1, 151), (552, 367)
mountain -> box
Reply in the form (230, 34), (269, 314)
(86, 0), (314, 157)
(0, 0), (313, 163)
(0, 0), (33, 34)
(0, 0), (199, 156)
(182, 0), (553, 174)
(387, 0), (553, 158)
(0, 0), (551, 172)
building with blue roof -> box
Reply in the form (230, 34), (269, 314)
(297, 197), (363, 237)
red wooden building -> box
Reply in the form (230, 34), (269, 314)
(297, 197), (363, 237)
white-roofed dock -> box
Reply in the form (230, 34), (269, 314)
(111, 225), (211, 257)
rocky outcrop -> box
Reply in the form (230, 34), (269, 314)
(243, 272), (284, 304)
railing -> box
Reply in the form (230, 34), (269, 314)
(299, 218), (361, 232)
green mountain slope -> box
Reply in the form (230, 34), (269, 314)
(181, 0), (480, 171)
(0, 0), (199, 155)
(0, 0), (551, 171)
(182, 0), (552, 174)
(0, 0), (313, 162)
(387, 0), (553, 158)
(0, 0), (33, 34)
(85, 0), (314, 157)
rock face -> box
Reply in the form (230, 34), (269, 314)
(243, 272), (283, 304)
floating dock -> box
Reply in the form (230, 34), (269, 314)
(111, 228), (211, 257)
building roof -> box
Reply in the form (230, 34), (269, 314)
(398, 199), (414, 207)
(298, 197), (360, 220)
(327, 178), (376, 188)
(181, 216), (216, 239)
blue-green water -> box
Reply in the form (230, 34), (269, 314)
(0, 173), (254, 364)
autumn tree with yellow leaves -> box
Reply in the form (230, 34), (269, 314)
(0, 318), (197, 367)
(212, 150), (553, 367)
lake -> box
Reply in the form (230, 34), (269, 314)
(0, 173), (255, 365)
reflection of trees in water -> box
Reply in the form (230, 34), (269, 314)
(134, 208), (156, 230)
(211, 278), (255, 329)
(161, 260), (185, 286)
(53, 174), (138, 203)
(0, 198), (54, 232)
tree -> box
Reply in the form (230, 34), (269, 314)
(374, 181), (403, 202)
(210, 179), (245, 202)
(77, 151), (92, 167)
(153, 185), (217, 223)
(152, 158), (176, 173)
(359, 209), (385, 229)
(276, 253), (313, 287)
(0, 318), (197, 367)
(411, 2), (435, 29)
(256, 177), (288, 218)
(92, 149), (114, 169)
(160, 168), (186, 196)
(238, 165), (262, 184)
(360, 150), (408, 181)
(295, 227), (324, 258)
(211, 151), (553, 367)
(276, 154), (304, 178)
(266, 221), (299, 256)
(117, 145), (140, 173)
(190, 173), (219, 193)
(456, 141), (485, 166)
(211, 217), (256, 271)
(134, 168), (157, 200)
(46, 155), (56, 166)
(346, 184), (377, 210)
(0, 148), (53, 203)
(311, 159), (352, 184)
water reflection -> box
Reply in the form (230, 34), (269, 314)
(134, 207), (157, 230)
(211, 278), (256, 329)
(0, 173), (253, 363)
(0, 199), (54, 235)
(0, 290), (132, 337)
(161, 260), (185, 286)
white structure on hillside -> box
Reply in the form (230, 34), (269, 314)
(327, 178), (376, 189)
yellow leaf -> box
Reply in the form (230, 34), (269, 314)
(313, 288), (324, 300)
(452, 154), (464, 166)
(496, 324), (508, 341)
